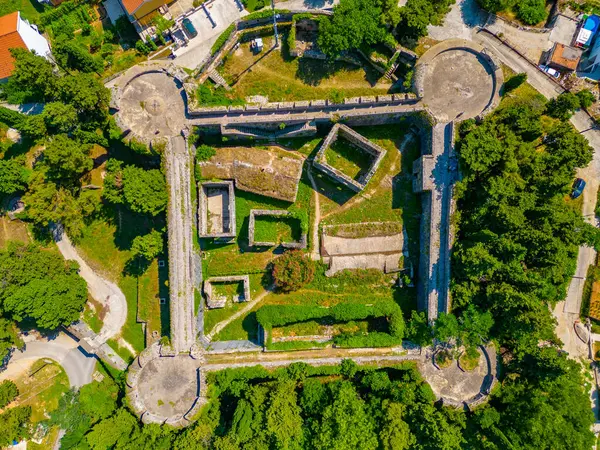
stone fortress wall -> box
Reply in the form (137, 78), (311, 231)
(198, 180), (236, 239)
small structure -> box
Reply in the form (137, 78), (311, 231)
(0, 12), (51, 82)
(546, 43), (582, 72)
(203, 275), (251, 309)
(248, 209), (307, 249)
(251, 38), (263, 53)
(313, 124), (387, 193)
(575, 15), (600, 48)
(198, 181), (236, 240)
(117, 0), (169, 37)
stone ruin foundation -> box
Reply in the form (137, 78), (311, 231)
(248, 209), (307, 249)
(203, 275), (251, 309)
(198, 181), (236, 240)
(313, 124), (387, 192)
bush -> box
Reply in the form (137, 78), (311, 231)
(516, 0), (547, 25)
(287, 19), (297, 56)
(577, 89), (596, 108)
(545, 92), (581, 120)
(271, 251), (315, 292)
(135, 40), (150, 55)
(196, 144), (216, 161)
(243, 0), (268, 12)
(211, 24), (236, 56)
(0, 381), (18, 409)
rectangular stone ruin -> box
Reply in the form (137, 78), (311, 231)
(198, 181), (236, 240)
(203, 275), (251, 309)
(248, 209), (307, 249)
(320, 222), (406, 276)
(313, 124), (387, 193)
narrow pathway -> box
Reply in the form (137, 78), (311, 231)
(205, 285), (274, 341)
(53, 227), (128, 348)
(306, 166), (321, 261)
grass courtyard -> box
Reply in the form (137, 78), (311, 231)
(253, 215), (303, 244)
(325, 139), (375, 181)
(217, 35), (394, 103)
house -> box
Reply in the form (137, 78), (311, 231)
(575, 14), (600, 48)
(546, 43), (583, 72)
(0, 11), (51, 82)
(118, 0), (169, 29)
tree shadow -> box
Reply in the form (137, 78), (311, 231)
(295, 58), (340, 86)
(159, 259), (170, 337)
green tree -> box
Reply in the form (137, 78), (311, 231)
(4, 48), (56, 103)
(517, 0), (547, 25)
(312, 381), (378, 450)
(0, 158), (28, 195)
(53, 38), (104, 73)
(121, 166), (168, 216)
(43, 134), (93, 183)
(405, 310), (433, 347)
(0, 381), (18, 409)
(196, 144), (216, 161)
(576, 89), (595, 108)
(0, 406), (31, 447)
(86, 408), (138, 450)
(379, 401), (414, 450)
(78, 379), (119, 423)
(434, 313), (460, 346)
(130, 230), (163, 261)
(265, 381), (304, 449)
(271, 250), (315, 292)
(42, 102), (79, 134)
(57, 74), (110, 127)
(0, 243), (87, 329)
(19, 115), (47, 141)
(545, 92), (580, 120)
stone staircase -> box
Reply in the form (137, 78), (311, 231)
(221, 121), (317, 140)
(208, 70), (231, 91)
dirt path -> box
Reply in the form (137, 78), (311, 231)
(53, 227), (129, 349)
(306, 167), (321, 261)
(206, 286), (274, 341)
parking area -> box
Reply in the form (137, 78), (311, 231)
(173, 0), (245, 69)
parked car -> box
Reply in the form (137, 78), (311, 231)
(539, 65), (560, 78)
(182, 18), (198, 38)
(571, 178), (586, 199)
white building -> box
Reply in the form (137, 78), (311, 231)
(0, 11), (51, 82)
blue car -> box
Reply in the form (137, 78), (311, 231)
(571, 178), (586, 199)
(182, 18), (198, 38)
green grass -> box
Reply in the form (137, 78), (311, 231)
(213, 308), (259, 341)
(219, 35), (393, 102)
(253, 215), (302, 244)
(325, 140), (374, 181)
(267, 341), (328, 351)
(14, 360), (70, 424)
(106, 338), (135, 364)
(0, 0), (48, 23)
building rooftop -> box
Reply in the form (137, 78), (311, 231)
(549, 43), (582, 71)
(120, 0), (148, 15)
(0, 12), (27, 79)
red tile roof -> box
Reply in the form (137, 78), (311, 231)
(121, 0), (145, 15)
(0, 12), (27, 79)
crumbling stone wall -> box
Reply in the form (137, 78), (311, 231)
(198, 181), (236, 240)
(248, 209), (307, 249)
(203, 275), (251, 309)
(313, 124), (387, 193)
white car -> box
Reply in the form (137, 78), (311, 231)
(539, 65), (560, 78)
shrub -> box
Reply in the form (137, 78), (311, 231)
(271, 251), (315, 292)
(287, 19), (297, 56)
(211, 24), (236, 56)
(0, 381), (18, 409)
(243, 0), (268, 12)
(196, 144), (216, 161)
(516, 0), (547, 25)
(577, 89), (596, 108)
(545, 92), (581, 120)
(135, 40), (150, 55)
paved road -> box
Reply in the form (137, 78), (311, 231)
(54, 227), (128, 347)
(0, 334), (96, 388)
(166, 135), (197, 352)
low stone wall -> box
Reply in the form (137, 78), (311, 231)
(313, 124), (387, 193)
(198, 181), (236, 239)
(248, 209), (307, 249)
(204, 275), (251, 309)
(187, 92), (418, 116)
(220, 121), (317, 140)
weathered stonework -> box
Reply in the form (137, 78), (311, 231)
(203, 275), (251, 309)
(248, 209), (308, 249)
(313, 124), (387, 193)
(198, 181), (236, 240)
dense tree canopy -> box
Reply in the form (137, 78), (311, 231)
(0, 243), (87, 329)
(43, 134), (93, 183)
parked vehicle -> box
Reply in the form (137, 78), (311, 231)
(571, 178), (586, 199)
(539, 65), (560, 78)
(182, 18), (198, 38)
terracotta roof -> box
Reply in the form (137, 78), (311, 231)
(0, 12), (26, 79)
(549, 43), (583, 71)
(121, 0), (146, 14)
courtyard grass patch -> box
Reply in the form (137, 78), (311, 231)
(219, 35), (393, 103)
(0, 217), (30, 249)
(253, 215), (303, 244)
(0, 0), (47, 23)
(325, 139), (374, 181)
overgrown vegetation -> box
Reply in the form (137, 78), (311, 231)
(271, 250), (315, 292)
(477, 0), (548, 25)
